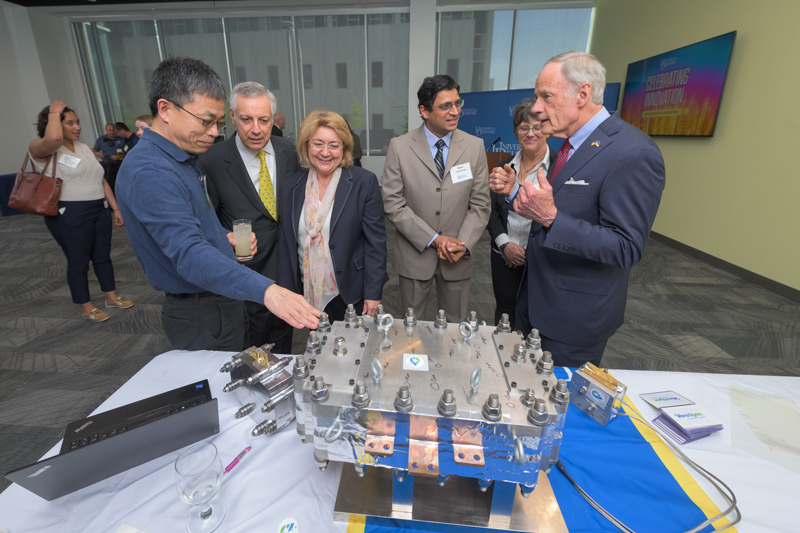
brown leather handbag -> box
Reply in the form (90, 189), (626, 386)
(8, 153), (62, 216)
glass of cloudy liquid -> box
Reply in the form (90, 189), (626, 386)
(232, 219), (253, 261)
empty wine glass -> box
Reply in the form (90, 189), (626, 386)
(175, 442), (225, 533)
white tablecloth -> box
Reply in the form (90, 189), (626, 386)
(1, 350), (798, 533)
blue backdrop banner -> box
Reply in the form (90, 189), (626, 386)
(459, 84), (621, 155)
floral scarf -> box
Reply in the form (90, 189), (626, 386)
(302, 168), (341, 310)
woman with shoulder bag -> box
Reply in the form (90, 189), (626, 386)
(29, 100), (134, 322)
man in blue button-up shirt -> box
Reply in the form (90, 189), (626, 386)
(116, 57), (319, 351)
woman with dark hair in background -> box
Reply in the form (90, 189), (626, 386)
(487, 98), (554, 329)
(279, 109), (387, 321)
(29, 100), (134, 322)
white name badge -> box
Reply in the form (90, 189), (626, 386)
(60, 153), (80, 168)
(450, 162), (473, 184)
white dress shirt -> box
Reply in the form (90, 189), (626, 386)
(235, 135), (277, 195)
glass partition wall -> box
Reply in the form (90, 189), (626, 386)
(73, 6), (591, 156)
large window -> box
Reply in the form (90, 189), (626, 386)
(73, 12), (411, 155)
(74, 21), (161, 128)
(437, 8), (593, 92)
(72, 6), (590, 155)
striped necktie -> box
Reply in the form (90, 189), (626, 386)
(549, 138), (572, 183)
(434, 139), (446, 180)
(257, 150), (277, 219)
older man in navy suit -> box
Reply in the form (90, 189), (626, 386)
(490, 51), (666, 367)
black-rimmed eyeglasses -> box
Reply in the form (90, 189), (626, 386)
(170, 101), (226, 131)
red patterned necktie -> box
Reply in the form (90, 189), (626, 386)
(549, 138), (572, 183)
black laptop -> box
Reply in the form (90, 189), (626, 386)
(5, 379), (220, 501)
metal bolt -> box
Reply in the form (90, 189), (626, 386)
(318, 312), (331, 332)
(437, 388), (457, 416)
(311, 376), (329, 403)
(344, 304), (357, 322)
(527, 398), (548, 426)
(497, 313), (511, 332)
(512, 343), (526, 362)
(537, 351), (554, 374)
(394, 385), (414, 412)
(550, 379), (570, 403)
(521, 388), (537, 407)
(434, 309), (447, 329)
(293, 355), (309, 379)
(404, 307), (417, 327)
(481, 393), (502, 422)
(526, 328), (541, 349)
(352, 381), (370, 408)
(373, 304), (385, 324)
(306, 331), (321, 354)
(465, 311), (478, 328)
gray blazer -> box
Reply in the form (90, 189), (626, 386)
(199, 134), (300, 281)
(381, 125), (490, 281)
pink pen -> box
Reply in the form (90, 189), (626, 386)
(223, 446), (252, 476)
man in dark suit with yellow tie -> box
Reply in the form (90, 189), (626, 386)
(200, 82), (300, 353)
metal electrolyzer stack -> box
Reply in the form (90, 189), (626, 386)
(294, 306), (571, 532)
(219, 344), (296, 438)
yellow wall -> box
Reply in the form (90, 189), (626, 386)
(591, 0), (800, 290)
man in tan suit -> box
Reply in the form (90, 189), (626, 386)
(382, 75), (490, 322)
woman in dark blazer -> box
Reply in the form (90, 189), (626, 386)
(487, 98), (555, 329)
(278, 109), (387, 321)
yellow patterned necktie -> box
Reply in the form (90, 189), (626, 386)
(257, 150), (277, 219)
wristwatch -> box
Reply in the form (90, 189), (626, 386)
(499, 242), (509, 251)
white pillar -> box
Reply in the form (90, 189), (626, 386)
(407, 0), (437, 132)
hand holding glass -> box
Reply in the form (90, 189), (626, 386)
(232, 219), (253, 261)
(175, 442), (225, 533)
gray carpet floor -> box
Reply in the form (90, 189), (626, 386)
(1, 211), (798, 494)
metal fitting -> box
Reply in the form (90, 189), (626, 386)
(311, 376), (329, 403)
(262, 386), (294, 412)
(235, 403), (255, 418)
(332, 336), (347, 356)
(550, 379), (570, 404)
(317, 312), (331, 333)
(526, 328), (541, 350)
(393, 385), (414, 412)
(481, 393), (502, 422)
(512, 343), (527, 363)
(434, 309), (447, 329)
(527, 398), (548, 426)
(521, 388), (537, 408)
(497, 313), (511, 332)
(355, 317), (365, 329)
(306, 331), (321, 355)
(465, 311), (478, 329)
(354, 463), (367, 478)
(293, 355), (309, 379)
(223, 379), (243, 393)
(344, 304), (357, 322)
(373, 304), (385, 324)
(437, 389), (457, 416)
(251, 419), (277, 437)
(352, 381), (370, 408)
(219, 356), (243, 373)
(537, 351), (554, 374)
(404, 307), (417, 327)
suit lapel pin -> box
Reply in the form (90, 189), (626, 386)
(591, 141), (600, 147)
